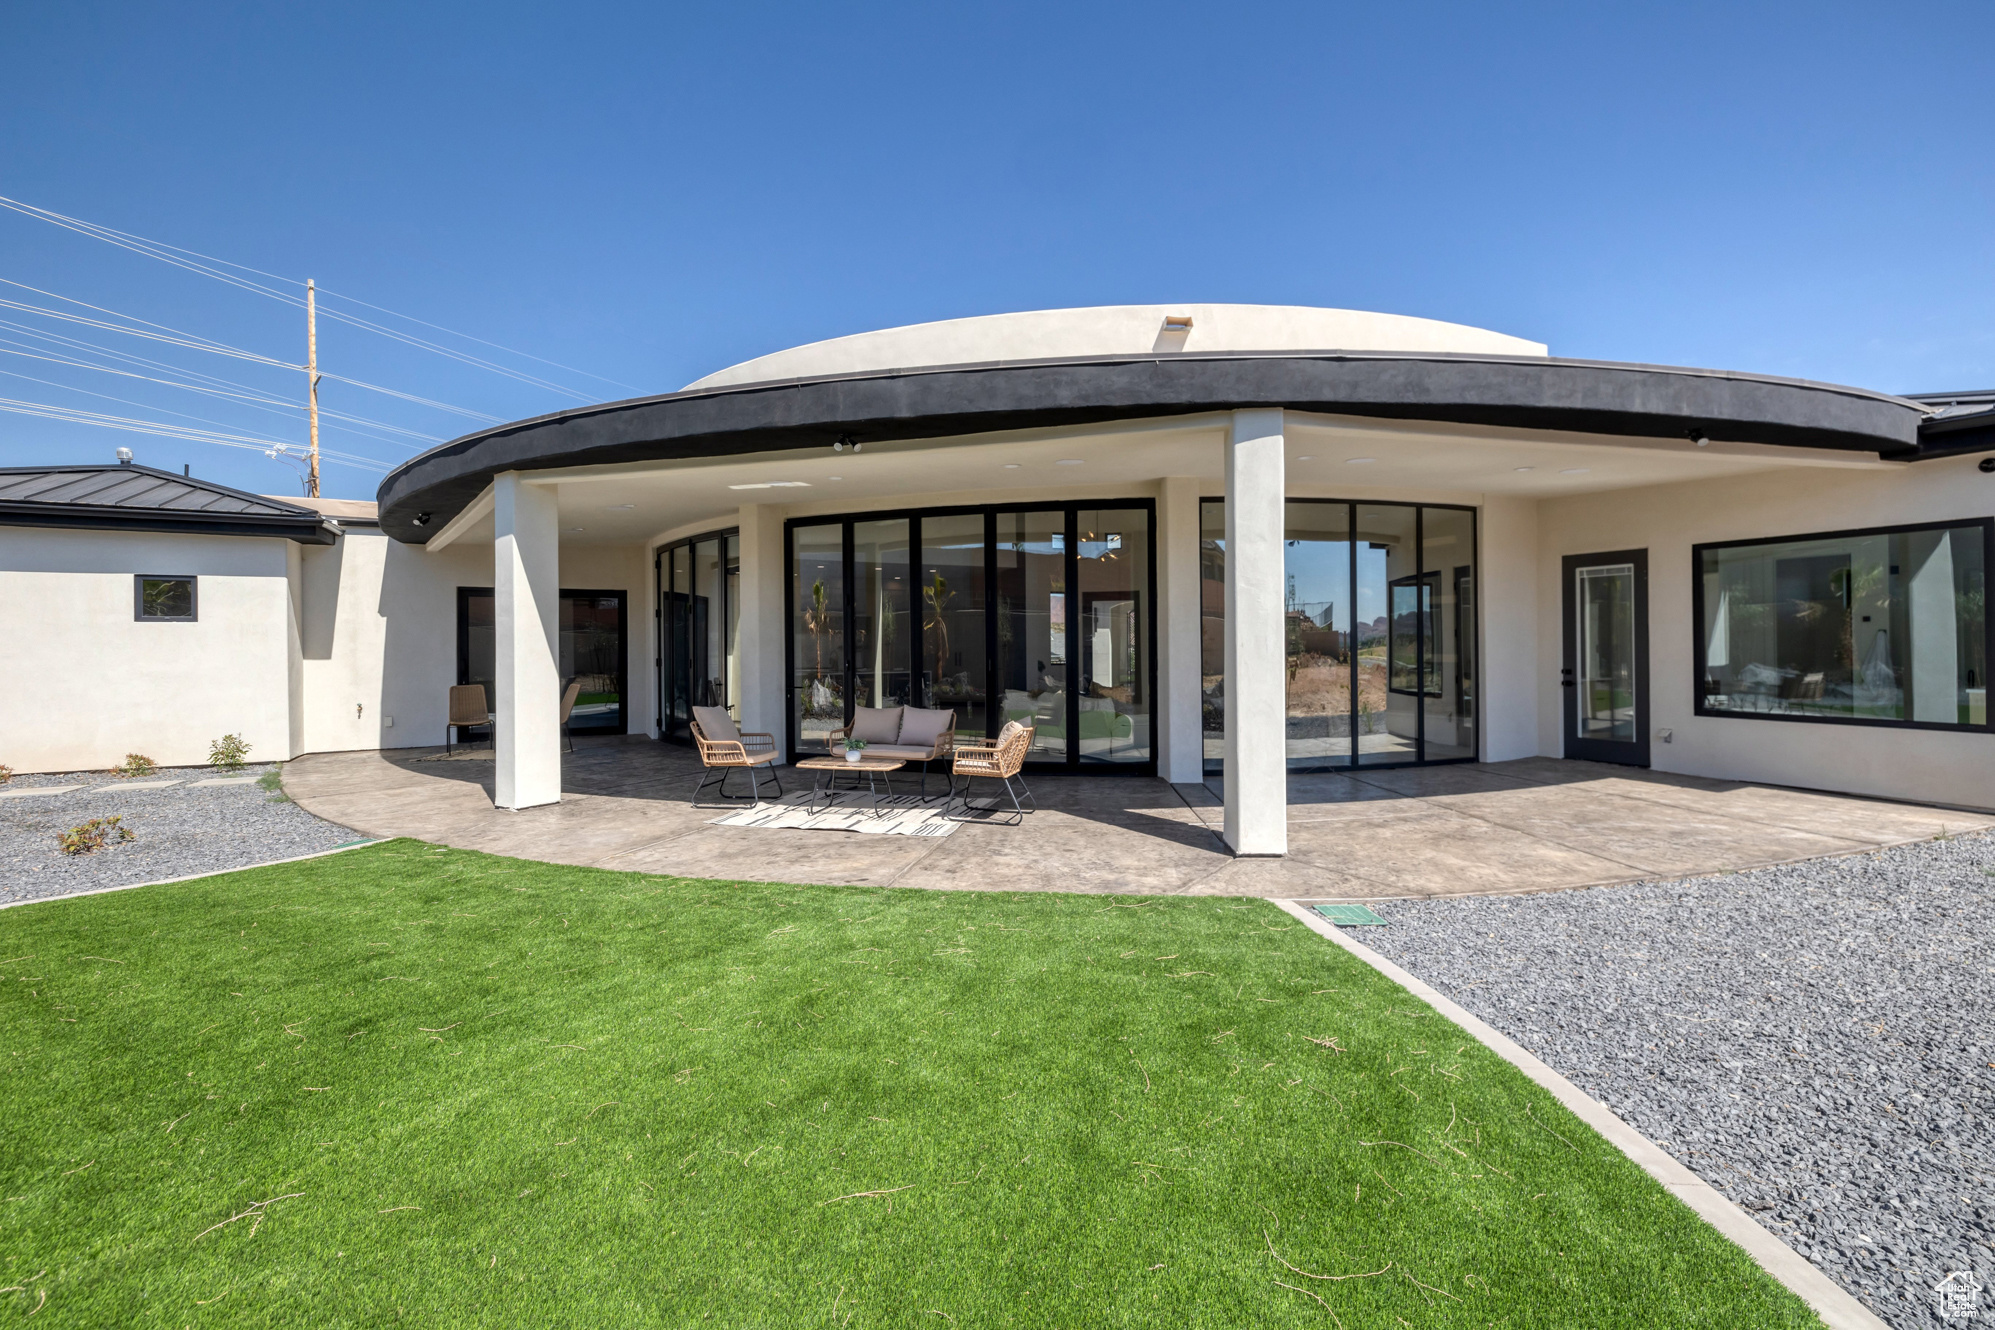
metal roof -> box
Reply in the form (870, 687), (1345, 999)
(0, 464), (340, 544)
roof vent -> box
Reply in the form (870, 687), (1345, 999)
(116, 447), (133, 464)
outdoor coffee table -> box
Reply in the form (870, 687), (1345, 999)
(796, 755), (907, 817)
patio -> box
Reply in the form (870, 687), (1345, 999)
(280, 739), (1994, 898)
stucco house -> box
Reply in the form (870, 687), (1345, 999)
(3, 304), (1989, 854)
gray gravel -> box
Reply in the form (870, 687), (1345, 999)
(1361, 832), (1995, 1329)
(0, 764), (361, 906)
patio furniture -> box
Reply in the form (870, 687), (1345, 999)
(446, 683), (492, 755)
(945, 722), (1036, 824)
(690, 705), (782, 806)
(559, 679), (581, 753)
(828, 705), (958, 796)
(796, 754), (906, 817)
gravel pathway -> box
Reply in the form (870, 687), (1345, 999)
(1360, 831), (1995, 1330)
(0, 764), (361, 906)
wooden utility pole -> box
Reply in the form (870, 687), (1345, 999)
(306, 278), (321, 498)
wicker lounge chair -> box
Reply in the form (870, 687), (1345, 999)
(558, 679), (581, 753)
(945, 721), (1035, 824)
(829, 705), (958, 797)
(446, 683), (492, 755)
(690, 705), (782, 806)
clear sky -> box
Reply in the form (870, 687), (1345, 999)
(3, 1), (1991, 500)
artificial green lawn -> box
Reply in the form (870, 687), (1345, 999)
(0, 841), (1820, 1327)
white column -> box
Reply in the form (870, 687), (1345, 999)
(494, 472), (562, 810)
(734, 504), (789, 741)
(1223, 410), (1287, 855)
(1156, 475), (1205, 784)
(1478, 496), (1541, 761)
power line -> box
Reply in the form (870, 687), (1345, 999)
(0, 193), (636, 397)
(0, 338), (442, 447)
(0, 285), (505, 422)
(0, 393), (388, 472)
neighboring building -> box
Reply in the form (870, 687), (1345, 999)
(3, 305), (1989, 856)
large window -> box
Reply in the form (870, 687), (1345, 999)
(457, 588), (630, 735)
(656, 530), (741, 740)
(788, 502), (1156, 771)
(1696, 520), (1991, 730)
(1201, 499), (1477, 770)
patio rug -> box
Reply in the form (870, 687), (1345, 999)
(708, 790), (958, 837)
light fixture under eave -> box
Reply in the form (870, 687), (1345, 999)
(1002, 463), (1021, 469)
(728, 481), (813, 490)
(1345, 457), (1376, 465)
(1559, 468), (1589, 475)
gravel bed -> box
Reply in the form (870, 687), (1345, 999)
(0, 764), (361, 906)
(1360, 832), (1995, 1329)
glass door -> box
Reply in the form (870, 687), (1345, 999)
(1563, 550), (1649, 765)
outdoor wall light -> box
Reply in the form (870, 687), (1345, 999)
(1980, 457), (1995, 473)
(413, 513), (431, 527)
(1691, 430), (1711, 447)
(833, 435), (862, 453)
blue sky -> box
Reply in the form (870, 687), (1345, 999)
(3, 1), (1991, 499)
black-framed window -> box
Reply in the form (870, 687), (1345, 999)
(135, 575), (196, 621)
(1201, 499), (1477, 771)
(1695, 518), (1991, 731)
(456, 587), (630, 735)
(785, 501), (1158, 773)
(654, 529), (740, 742)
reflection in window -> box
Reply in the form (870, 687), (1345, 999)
(136, 576), (195, 620)
(1699, 522), (1988, 728)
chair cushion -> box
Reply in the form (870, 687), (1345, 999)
(865, 744), (934, 761)
(996, 720), (1025, 746)
(897, 706), (955, 748)
(848, 705), (904, 743)
(693, 706), (739, 742)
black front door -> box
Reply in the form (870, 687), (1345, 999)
(1562, 549), (1649, 766)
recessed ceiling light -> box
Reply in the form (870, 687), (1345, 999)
(826, 475), (843, 481)
(1345, 457), (1376, 465)
(728, 480), (812, 490)
(1296, 456), (1314, 461)
(569, 527), (584, 532)
(1056, 459), (1084, 466)
(1559, 468), (1589, 475)
(1514, 466), (1535, 472)
(607, 503), (635, 509)
(1002, 463), (1021, 469)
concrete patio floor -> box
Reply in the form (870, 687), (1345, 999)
(280, 738), (1994, 898)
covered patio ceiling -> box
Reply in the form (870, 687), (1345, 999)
(420, 410), (1899, 551)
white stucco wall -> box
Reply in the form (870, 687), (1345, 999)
(0, 527), (299, 772)
(299, 529), (652, 755)
(1537, 455), (1993, 808)
(688, 304), (1547, 389)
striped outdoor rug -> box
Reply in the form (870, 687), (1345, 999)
(708, 790), (957, 837)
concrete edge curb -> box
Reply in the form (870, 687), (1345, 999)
(1271, 897), (1888, 1330)
(0, 840), (385, 912)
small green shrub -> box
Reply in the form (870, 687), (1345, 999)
(113, 753), (158, 778)
(0, 764), (12, 784)
(258, 769), (289, 802)
(209, 734), (251, 773)
(59, 815), (133, 856)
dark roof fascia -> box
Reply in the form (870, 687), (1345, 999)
(375, 349), (1934, 544)
(0, 502), (340, 544)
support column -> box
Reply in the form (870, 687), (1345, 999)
(734, 504), (789, 741)
(494, 471), (562, 810)
(1223, 410), (1287, 855)
(1156, 475), (1205, 784)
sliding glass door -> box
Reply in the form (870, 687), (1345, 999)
(788, 501), (1156, 772)
(656, 528), (740, 741)
(1201, 498), (1476, 771)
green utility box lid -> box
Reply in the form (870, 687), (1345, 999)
(1311, 903), (1388, 927)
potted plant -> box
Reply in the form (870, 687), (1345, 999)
(843, 737), (868, 764)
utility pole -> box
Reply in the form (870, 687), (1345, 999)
(306, 278), (321, 498)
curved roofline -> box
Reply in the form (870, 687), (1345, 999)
(377, 349), (1934, 544)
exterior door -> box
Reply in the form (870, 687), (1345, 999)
(1562, 550), (1649, 766)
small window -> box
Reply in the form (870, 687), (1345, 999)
(136, 575), (197, 621)
(1696, 519), (1991, 730)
